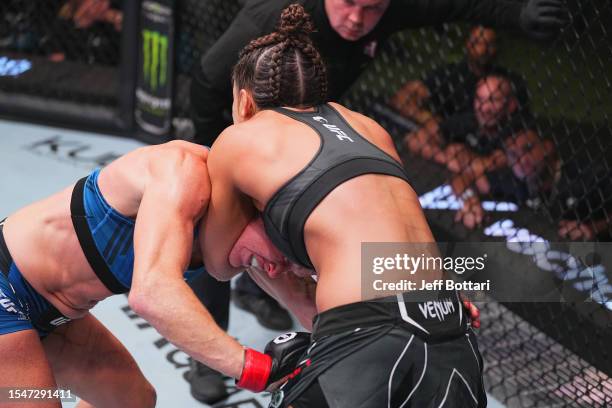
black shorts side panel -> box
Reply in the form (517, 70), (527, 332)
(280, 327), (486, 408)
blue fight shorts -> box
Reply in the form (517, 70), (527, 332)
(0, 220), (70, 338)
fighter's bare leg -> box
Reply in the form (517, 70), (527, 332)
(42, 313), (156, 408)
(0, 329), (60, 408)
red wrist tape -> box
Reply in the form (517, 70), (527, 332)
(236, 348), (272, 392)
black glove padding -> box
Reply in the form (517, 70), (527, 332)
(519, 0), (569, 40)
(265, 331), (311, 384)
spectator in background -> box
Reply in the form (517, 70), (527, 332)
(63, 0), (122, 31)
(0, 1), (41, 55)
(389, 26), (528, 125)
(187, 0), (568, 403)
(0, 0), (122, 65)
(451, 129), (550, 229)
(49, 0), (122, 65)
(405, 75), (530, 173)
(191, 0), (567, 146)
(451, 128), (612, 239)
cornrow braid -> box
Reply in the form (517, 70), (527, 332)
(232, 3), (328, 109)
(264, 39), (289, 106)
(239, 31), (283, 59)
(293, 40), (328, 103)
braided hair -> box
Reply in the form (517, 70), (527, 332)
(232, 3), (328, 109)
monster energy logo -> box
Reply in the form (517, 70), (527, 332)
(142, 29), (168, 91)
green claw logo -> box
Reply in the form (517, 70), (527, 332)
(142, 29), (168, 91)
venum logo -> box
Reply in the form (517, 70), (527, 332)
(312, 116), (354, 142)
(418, 298), (455, 321)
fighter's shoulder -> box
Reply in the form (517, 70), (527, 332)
(213, 119), (272, 154)
(329, 102), (389, 138)
(330, 102), (400, 160)
(139, 141), (209, 178)
(213, 123), (246, 151)
(211, 118), (281, 178)
(145, 140), (209, 161)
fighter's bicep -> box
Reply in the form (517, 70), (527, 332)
(132, 154), (210, 283)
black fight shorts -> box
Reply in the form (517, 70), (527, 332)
(271, 290), (486, 408)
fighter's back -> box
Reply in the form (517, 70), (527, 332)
(221, 102), (437, 312)
(2, 141), (209, 318)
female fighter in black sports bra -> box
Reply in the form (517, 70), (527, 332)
(203, 5), (486, 408)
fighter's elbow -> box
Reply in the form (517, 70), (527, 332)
(128, 288), (153, 319)
(128, 281), (165, 319)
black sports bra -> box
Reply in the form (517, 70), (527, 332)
(262, 103), (410, 269)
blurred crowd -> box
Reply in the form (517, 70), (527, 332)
(0, 0), (122, 65)
(390, 26), (612, 240)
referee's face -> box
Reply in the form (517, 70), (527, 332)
(325, 0), (390, 41)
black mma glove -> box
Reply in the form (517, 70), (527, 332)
(519, 0), (569, 40)
(236, 332), (310, 392)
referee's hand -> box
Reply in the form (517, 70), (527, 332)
(519, 0), (569, 40)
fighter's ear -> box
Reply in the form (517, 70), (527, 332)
(238, 88), (258, 120)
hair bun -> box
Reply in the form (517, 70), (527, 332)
(278, 3), (315, 38)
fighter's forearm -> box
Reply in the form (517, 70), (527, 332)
(129, 278), (244, 378)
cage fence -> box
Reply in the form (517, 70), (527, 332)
(1, 0), (611, 406)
